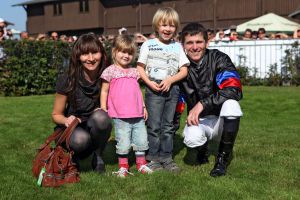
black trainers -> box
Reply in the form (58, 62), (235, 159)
(162, 160), (180, 173)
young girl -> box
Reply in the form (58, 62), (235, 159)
(137, 7), (190, 172)
(100, 34), (152, 177)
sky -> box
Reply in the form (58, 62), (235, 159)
(0, 1), (27, 31)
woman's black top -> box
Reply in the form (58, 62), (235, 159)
(56, 71), (100, 122)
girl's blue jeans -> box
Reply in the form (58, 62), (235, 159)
(113, 118), (148, 155)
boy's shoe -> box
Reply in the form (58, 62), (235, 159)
(112, 167), (133, 178)
(162, 160), (181, 173)
(137, 164), (153, 174)
(146, 161), (164, 171)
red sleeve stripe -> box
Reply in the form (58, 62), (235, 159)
(218, 77), (242, 90)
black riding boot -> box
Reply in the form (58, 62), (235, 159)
(210, 118), (240, 177)
(183, 147), (199, 165)
(197, 141), (209, 164)
(184, 142), (209, 165)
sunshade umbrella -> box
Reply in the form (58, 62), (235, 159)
(237, 13), (300, 33)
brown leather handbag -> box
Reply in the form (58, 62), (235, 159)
(32, 118), (80, 187)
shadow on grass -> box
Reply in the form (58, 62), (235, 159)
(104, 134), (186, 166)
(173, 133), (185, 158)
(102, 139), (118, 165)
(78, 131), (221, 171)
(102, 133), (187, 166)
(79, 132), (188, 171)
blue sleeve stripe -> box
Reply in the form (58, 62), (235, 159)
(216, 70), (240, 86)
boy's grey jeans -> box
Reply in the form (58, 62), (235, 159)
(145, 84), (180, 163)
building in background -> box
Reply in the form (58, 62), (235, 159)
(289, 6), (300, 19)
(14, 0), (300, 36)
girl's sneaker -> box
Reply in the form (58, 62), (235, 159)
(137, 164), (153, 174)
(112, 167), (133, 178)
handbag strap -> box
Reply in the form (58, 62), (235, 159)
(44, 127), (65, 146)
(56, 118), (80, 150)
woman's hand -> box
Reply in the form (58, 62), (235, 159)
(143, 107), (148, 121)
(94, 107), (107, 112)
(101, 107), (108, 112)
(65, 115), (77, 127)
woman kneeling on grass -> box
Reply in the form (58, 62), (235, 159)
(52, 33), (112, 173)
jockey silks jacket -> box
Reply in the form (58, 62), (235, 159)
(180, 49), (243, 118)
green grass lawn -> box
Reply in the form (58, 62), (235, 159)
(0, 86), (300, 200)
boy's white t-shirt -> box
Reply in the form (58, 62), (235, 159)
(138, 38), (190, 80)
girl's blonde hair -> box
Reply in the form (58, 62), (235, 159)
(152, 7), (180, 37)
(112, 34), (136, 63)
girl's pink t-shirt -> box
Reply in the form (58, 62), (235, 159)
(101, 65), (144, 118)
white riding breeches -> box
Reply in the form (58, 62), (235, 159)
(183, 100), (243, 148)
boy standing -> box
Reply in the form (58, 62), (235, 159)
(137, 7), (190, 173)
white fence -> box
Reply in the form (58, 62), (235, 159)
(209, 39), (300, 78)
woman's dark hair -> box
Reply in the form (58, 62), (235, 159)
(66, 33), (107, 100)
(180, 23), (208, 43)
(68, 33), (107, 90)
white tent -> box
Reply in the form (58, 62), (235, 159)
(237, 13), (300, 33)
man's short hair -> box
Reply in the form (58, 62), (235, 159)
(180, 23), (208, 43)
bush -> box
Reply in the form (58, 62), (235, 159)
(265, 63), (281, 86)
(236, 42), (300, 87)
(281, 41), (300, 86)
(1, 40), (298, 96)
(0, 40), (71, 96)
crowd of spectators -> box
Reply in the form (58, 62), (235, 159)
(0, 16), (300, 45)
(0, 25), (151, 48)
(209, 26), (300, 43)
